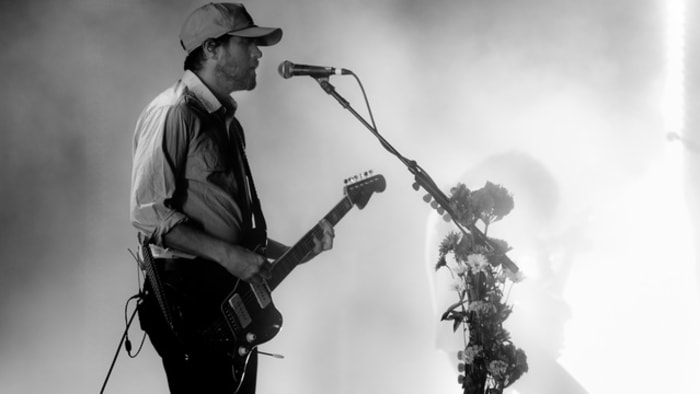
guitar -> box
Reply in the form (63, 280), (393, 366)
(145, 171), (386, 385)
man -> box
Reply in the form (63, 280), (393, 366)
(130, 3), (334, 393)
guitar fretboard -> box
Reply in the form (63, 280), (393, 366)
(267, 196), (354, 291)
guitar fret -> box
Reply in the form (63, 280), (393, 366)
(267, 197), (353, 291)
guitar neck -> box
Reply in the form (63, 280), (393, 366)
(267, 196), (354, 291)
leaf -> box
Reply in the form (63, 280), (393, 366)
(441, 299), (468, 320)
(453, 317), (463, 332)
(487, 237), (511, 254)
(435, 256), (447, 271)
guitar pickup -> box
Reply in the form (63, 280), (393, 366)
(227, 294), (252, 329)
(251, 282), (272, 309)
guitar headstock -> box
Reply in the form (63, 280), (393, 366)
(344, 170), (386, 209)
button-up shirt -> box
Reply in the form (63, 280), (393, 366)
(130, 71), (254, 254)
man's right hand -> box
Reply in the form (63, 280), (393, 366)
(162, 223), (271, 285)
(219, 245), (271, 285)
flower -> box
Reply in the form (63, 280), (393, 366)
(471, 182), (514, 225)
(454, 263), (469, 276)
(468, 300), (497, 315)
(460, 345), (483, 365)
(466, 253), (489, 272)
(495, 270), (506, 283)
(451, 279), (466, 293)
(504, 268), (525, 283)
(487, 360), (509, 379)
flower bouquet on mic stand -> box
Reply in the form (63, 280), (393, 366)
(435, 182), (528, 394)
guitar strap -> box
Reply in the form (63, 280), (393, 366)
(229, 117), (268, 250)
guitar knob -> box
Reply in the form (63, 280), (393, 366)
(246, 333), (257, 343)
(238, 346), (249, 356)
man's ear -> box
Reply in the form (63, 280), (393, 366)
(201, 38), (219, 60)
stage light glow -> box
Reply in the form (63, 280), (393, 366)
(664, 0), (685, 137)
(558, 2), (700, 393)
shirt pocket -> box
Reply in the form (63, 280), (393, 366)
(186, 136), (227, 180)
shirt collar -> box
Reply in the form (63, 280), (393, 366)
(181, 70), (238, 115)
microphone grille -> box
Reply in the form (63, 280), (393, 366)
(278, 60), (293, 79)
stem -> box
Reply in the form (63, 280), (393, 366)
(459, 294), (469, 347)
(504, 281), (513, 304)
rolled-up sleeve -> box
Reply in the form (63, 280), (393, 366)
(130, 102), (190, 246)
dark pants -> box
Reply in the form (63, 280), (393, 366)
(158, 349), (257, 394)
(138, 274), (258, 394)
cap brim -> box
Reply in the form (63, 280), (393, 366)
(229, 26), (283, 46)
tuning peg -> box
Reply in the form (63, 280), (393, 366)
(412, 182), (420, 191)
(437, 207), (445, 215)
(430, 201), (439, 209)
(423, 194), (432, 203)
(442, 214), (452, 222)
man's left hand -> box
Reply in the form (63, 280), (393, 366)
(305, 218), (334, 262)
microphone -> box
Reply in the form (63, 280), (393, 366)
(278, 60), (350, 79)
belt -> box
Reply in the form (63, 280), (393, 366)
(149, 244), (197, 260)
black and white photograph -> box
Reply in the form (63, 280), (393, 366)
(1, 1), (699, 393)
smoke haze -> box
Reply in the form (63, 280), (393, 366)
(1, 1), (698, 393)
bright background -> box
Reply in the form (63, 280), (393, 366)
(1, 0), (699, 393)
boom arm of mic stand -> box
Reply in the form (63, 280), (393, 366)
(316, 78), (399, 156)
(314, 78), (519, 273)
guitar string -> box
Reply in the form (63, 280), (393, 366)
(229, 198), (351, 318)
(231, 181), (374, 309)
(235, 227), (321, 307)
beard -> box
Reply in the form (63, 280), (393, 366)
(215, 62), (257, 92)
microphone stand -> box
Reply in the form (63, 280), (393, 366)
(315, 77), (519, 273)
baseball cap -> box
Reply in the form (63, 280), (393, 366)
(179, 2), (283, 53)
